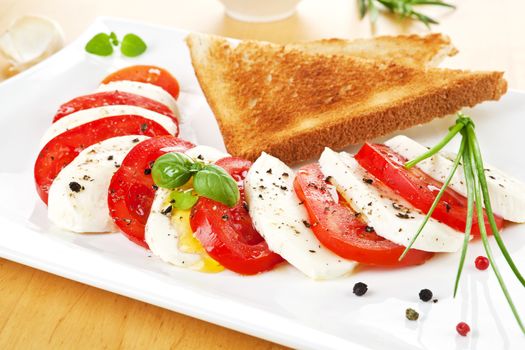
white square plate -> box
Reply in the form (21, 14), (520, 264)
(1, 17), (524, 349)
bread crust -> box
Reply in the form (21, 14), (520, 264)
(287, 33), (458, 68)
(186, 33), (507, 163)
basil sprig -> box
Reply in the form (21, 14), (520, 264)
(400, 113), (525, 334)
(85, 32), (147, 57)
(152, 152), (240, 208)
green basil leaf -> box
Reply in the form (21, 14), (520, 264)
(120, 33), (147, 57)
(151, 153), (194, 189)
(170, 189), (199, 210)
(109, 32), (119, 46)
(193, 165), (240, 207)
(85, 33), (113, 56)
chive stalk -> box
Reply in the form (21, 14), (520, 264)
(466, 139), (525, 333)
(466, 124), (525, 287)
(452, 133), (474, 297)
(400, 113), (525, 334)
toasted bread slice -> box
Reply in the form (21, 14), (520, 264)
(287, 33), (457, 68)
(186, 33), (507, 163)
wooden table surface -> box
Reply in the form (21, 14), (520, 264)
(1, 0), (524, 349)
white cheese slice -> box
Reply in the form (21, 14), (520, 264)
(145, 146), (230, 267)
(319, 148), (465, 253)
(244, 152), (356, 280)
(386, 135), (525, 222)
(97, 80), (179, 116)
(40, 105), (178, 147)
(47, 135), (149, 233)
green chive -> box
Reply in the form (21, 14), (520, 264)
(453, 132), (474, 297)
(405, 114), (468, 169)
(468, 141), (525, 334)
(466, 124), (525, 287)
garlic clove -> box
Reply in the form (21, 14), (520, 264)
(0, 15), (64, 73)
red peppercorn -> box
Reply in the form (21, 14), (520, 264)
(456, 322), (470, 336)
(475, 256), (490, 270)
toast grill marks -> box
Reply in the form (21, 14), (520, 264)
(187, 34), (507, 163)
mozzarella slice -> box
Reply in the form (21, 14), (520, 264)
(184, 145), (230, 163)
(40, 105), (178, 147)
(145, 146), (230, 269)
(386, 135), (525, 222)
(97, 80), (179, 116)
(47, 135), (149, 233)
(319, 148), (465, 253)
(244, 152), (356, 280)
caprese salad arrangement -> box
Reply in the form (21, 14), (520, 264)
(34, 65), (525, 334)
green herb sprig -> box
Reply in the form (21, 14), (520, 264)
(151, 152), (240, 209)
(358, 0), (455, 28)
(85, 32), (147, 57)
(400, 113), (525, 334)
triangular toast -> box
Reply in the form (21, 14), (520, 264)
(186, 33), (506, 163)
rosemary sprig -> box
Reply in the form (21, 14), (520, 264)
(399, 113), (525, 334)
(358, 0), (456, 28)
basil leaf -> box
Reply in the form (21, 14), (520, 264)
(85, 33), (113, 56)
(109, 32), (119, 46)
(120, 33), (147, 57)
(170, 189), (199, 210)
(151, 153), (193, 189)
(193, 165), (240, 207)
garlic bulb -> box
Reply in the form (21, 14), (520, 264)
(0, 15), (64, 74)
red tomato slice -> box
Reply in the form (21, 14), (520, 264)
(107, 136), (195, 247)
(53, 91), (178, 128)
(34, 115), (171, 204)
(190, 157), (284, 275)
(102, 65), (180, 100)
(354, 143), (504, 236)
(294, 163), (433, 266)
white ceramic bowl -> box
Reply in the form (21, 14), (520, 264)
(219, 0), (301, 22)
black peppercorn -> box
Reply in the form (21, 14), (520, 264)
(69, 181), (83, 193)
(353, 282), (368, 296)
(419, 288), (433, 302)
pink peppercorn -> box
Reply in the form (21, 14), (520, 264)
(456, 322), (471, 336)
(475, 256), (490, 270)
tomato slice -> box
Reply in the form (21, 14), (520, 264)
(354, 143), (504, 236)
(102, 65), (180, 100)
(294, 163), (433, 266)
(53, 91), (178, 127)
(190, 157), (284, 275)
(34, 115), (171, 204)
(108, 136), (195, 247)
